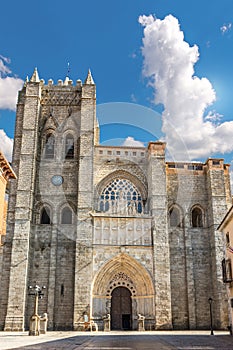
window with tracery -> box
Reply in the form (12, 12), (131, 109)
(191, 207), (203, 228)
(99, 178), (143, 215)
(65, 134), (74, 159)
(44, 133), (55, 159)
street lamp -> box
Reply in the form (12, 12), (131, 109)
(28, 284), (46, 336)
(208, 297), (214, 336)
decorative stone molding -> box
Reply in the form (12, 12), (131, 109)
(106, 272), (136, 296)
(41, 90), (81, 106)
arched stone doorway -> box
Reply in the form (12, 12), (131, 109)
(91, 253), (155, 330)
(111, 287), (132, 330)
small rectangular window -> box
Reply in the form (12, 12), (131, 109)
(222, 258), (233, 283)
(176, 164), (184, 169)
(226, 232), (230, 246)
(133, 152), (137, 156)
(99, 150), (103, 154)
(107, 151), (112, 155)
(116, 151), (120, 155)
(195, 165), (203, 170)
(125, 151), (128, 156)
(61, 284), (64, 296)
(231, 299), (233, 308)
(213, 160), (220, 165)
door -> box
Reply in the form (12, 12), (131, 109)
(111, 287), (132, 330)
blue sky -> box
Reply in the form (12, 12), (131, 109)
(0, 0), (233, 168)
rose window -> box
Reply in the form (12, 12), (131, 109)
(99, 178), (143, 215)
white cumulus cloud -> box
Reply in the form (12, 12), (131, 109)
(139, 14), (233, 160)
(0, 129), (13, 161)
(0, 55), (23, 110)
(122, 136), (145, 147)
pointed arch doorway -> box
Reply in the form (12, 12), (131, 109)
(92, 253), (155, 330)
(111, 287), (132, 330)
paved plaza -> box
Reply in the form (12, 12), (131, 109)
(0, 331), (233, 350)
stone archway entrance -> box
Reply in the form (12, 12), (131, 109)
(92, 253), (155, 330)
(111, 287), (132, 330)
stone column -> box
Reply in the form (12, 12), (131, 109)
(73, 73), (96, 329)
(46, 226), (58, 329)
(147, 142), (172, 329)
(206, 159), (230, 329)
(183, 213), (196, 329)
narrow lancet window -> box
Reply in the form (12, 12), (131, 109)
(192, 207), (203, 227)
(61, 207), (72, 224)
(44, 134), (55, 159)
(169, 207), (181, 227)
(65, 134), (74, 159)
(40, 207), (51, 224)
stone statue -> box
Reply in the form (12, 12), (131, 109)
(117, 190), (127, 214)
(138, 313), (145, 331)
(103, 313), (111, 331)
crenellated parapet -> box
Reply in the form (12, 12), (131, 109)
(19, 67), (95, 105)
(21, 68), (94, 105)
(26, 67), (94, 87)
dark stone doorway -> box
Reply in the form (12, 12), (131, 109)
(111, 287), (132, 330)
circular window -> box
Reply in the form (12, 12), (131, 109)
(51, 175), (64, 186)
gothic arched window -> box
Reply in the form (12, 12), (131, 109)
(61, 206), (72, 224)
(44, 133), (55, 159)
(169, 207), (181, 227)
(191, 207), (203, 228)
(65, 134), (74, 159)
(40, 207), (51, 224)
(99, 178), (143, 215)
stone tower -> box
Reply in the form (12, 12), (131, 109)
(0, 68), (97, 331)
(0, 69), (231, 331)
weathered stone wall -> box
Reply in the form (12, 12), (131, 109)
(147, 142), (172, 329)
(73, 80), (96, 330)
(166, 162), (230, 329)
(1, 80), (41, 331)
(169, 226), (189, 329)
(0, 176), (7, 235)
(205, 160), (230, 329)
(0, 95), (24, 295)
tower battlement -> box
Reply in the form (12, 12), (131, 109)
(22, 67), (95, 90)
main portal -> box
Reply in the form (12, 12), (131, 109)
(111, 287), (132, 330)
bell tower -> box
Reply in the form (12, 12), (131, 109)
(2, 68), (41, 331)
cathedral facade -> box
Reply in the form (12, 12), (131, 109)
(0, 69), (231, 331)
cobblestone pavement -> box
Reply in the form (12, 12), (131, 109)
(1, 331), (233, 350)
